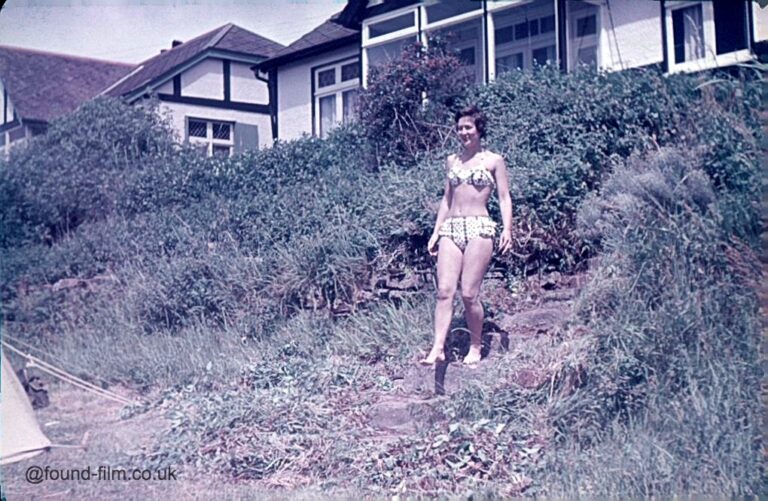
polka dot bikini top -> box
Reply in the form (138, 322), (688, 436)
(447, 154), (496, 188)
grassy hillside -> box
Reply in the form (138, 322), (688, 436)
(0, 64), (764, 497)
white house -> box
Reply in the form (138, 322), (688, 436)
(104, 23), (284, 155)
(258, 0), (768, 142)
(0, 46), (132, 155)
(256, 15), (361, 141)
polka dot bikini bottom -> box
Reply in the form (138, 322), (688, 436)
(437, 216), (497, 251)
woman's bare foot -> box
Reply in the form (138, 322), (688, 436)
(419, 347), (446, 365)
(462, 345), (482, 364)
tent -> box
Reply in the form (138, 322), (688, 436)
(0, 351), (51, 464)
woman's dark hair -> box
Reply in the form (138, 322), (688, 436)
(455, 105), (487, 139)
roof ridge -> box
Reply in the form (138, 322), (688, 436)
(0, 44), (133, 67)
(207, 23), (235, 50)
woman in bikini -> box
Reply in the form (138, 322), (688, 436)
(421, 105), (513, 365)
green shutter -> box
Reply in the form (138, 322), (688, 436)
(234, 123), (259, 153)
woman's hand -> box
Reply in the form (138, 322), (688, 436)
(498, 229), (512, 254)
(427, 233), (440, 256)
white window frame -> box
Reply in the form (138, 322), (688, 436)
(567, 3), (600, 71)
(423, 13), (486, 84)
(490, 2), (558, 77)
(362, 5), (420, 87)
(666, 1), (752, 74)
(314, 58), (360, 138)
(186, 117), (234, 157)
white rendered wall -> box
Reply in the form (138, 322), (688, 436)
(156, 80), (174, 94)
(597, 0), (663, 71)
(182, 59), (224, 100)
(754, 4), (768, 42)
(231, 62), (269, 103)
(159, 101), (272, 149)
(277, 44), (359, 141)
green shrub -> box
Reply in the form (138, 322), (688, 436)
(544, 148), (763, 496)
(358, 38), (470, 168)
(0, 97), (177, 246)
(466, 66), (763, 272)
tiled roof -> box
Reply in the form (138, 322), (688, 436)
(0, 45), (132, 123)
(105, 23), (284, 98)
(259, 16), (360, 69)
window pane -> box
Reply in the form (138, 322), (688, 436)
(576, 15), (596, 37)
(319, 95), (336, 138)
(713, 0), (748, 55)
(577, 47), (597, 68)
(425, 1), (480, 24)
(212, 145), (231, 157)
(341, 62), (360, 82)
(343, 89), (359, 124)
(497, 52), (524, 74)
(188, 119), (207, 138)
(212, 122), (231, 140)
(532, 45), (555, 66)
(431, 18), (482, 83)
(515, 22), (529, 40)
(367, 36), (417, 68)
(458, 46), (475, 66)
(673, 5), (704, 63)
(540, 15), (555, 33)
(369, 12), (414, 39)
(495, 25), (515, 45)
(318, 68), (336, 88)
(529, 19), (539, 37)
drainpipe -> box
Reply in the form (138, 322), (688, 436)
(252, 65), (278, 143)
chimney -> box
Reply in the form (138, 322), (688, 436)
(172, 40), (183, 48)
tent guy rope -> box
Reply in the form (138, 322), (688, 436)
(2, 340), (137, 406)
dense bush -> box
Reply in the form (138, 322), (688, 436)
(0, 97), (178, 247)
(469, 66), (763, 271)
(358, 38), (469, 168)
(543, 149), (763, 496)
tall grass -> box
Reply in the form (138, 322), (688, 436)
(541, 148), (763, 496)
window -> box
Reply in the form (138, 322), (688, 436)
(667, 1), (752, 73)
(569, 2), (599, 70)
(363, 4), (419, 81)
(314, 58), (360, 138)
(367, 37), (417, 68)
(187, 118), (233, 157)
(672, 4), (704, 64)
(369, 12), (415, 39)
(492, 3), (557, 74)
(532, 45), (556, 66)
(496, 52), (524, 74)
(424, 1), (480, 24)
(713, 0), (748, 55)
(576, 15), (596, 37)
(429, 18), (484, 83)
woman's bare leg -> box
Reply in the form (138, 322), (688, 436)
(460, 237), (494, 364)
(421, 238), (463, 364)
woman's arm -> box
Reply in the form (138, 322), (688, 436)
(427, 156), (454, 255)
(493, 154), (513, 254)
